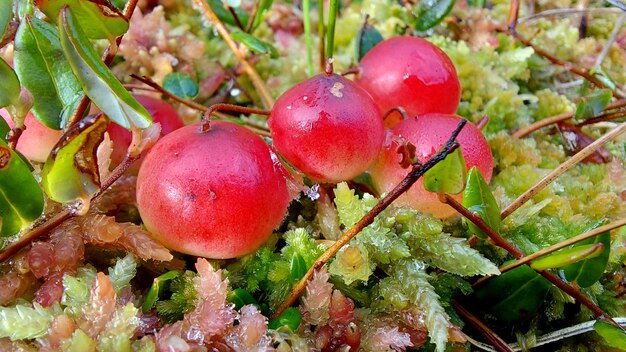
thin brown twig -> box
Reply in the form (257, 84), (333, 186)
(191, 0), (275, 109)
(508, 0), (520, 31)
(519, 7), (623, 24)
(513, 99), (626, 138)
(501, 121), (626, 219)
(201, 103), (270, 132)
(452, 300), (514, 352)
(0, 154), (140, 263)
(226, 6), (246, 31)
(272, 120), (468, 318)
(576, 109), (626, 127)
(507, 30), (625, 99)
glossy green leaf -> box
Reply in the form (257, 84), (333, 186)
(462, 167), (500, 238)
(562, 222), (610, 288)
(162, 72), (199, 99)
(574, 89), (612, 121)
(58, 7), (151, 130)
(0, 0), (12, 42)
(14, 15), (82, 129)
(290, 253), (307, 282)
(207, 0), (250, 29)
(268, 307), (302, 332)
(42, 114), (108, 203)
(231, 29), (278, 58)
(594, 319), (626, 350)
(472, 264), (552, 322)
(0, 139), (44, 237)
(356, 20), (383, 61)
(143, 270), (180, 312)
(250, 0), (272, 31)
(423, 148), (466, 194)
(0, 58), (20, 108)
(413, 0), (456, 32)
(36, 0), (128, 40)
(530, 243), (604, 271)
(467, 0), (485, 7)
(590, 66), (617, 91)
(227, 288), (258, 311)
(0, 117), (9, 142)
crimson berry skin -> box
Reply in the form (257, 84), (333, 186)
(355, 36), (460, 120)
(136, 121), (291, 259)
(370, 114), (493, 219)
(268, 73), (384, 183)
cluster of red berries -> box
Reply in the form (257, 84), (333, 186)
(134, 36), (494, 259)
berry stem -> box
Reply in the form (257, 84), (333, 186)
(318, 1), (326, 72)
(302, 0), (314, 76)
(273, 120), (468, 318)
(501, 121), (626, 219)
(325, 0), (339, 61)
(191, 0), (275, 109)
(201, 103), (270, 133)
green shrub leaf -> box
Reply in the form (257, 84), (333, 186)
(423, 148), (466, 195)
(530, 243), (604, 271)
(0, 139), (44, 236)
(356, 20), (383, 61)
(14, 15), (82, 129)
(207, 0), (250, 29)
(162, 72), (199, 99)
(594, 319), (626, 350)
(574, 89), (612, 121)
(0, 58), (20, 108)
(562, 222), (610, 288)
(413, 0), (456, 32)
(0, 0), (11, 42)
(58, 7), (151, 130)
(231, 29), (279, 58)
(462, 167), (500, 238)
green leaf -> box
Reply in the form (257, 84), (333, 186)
(413, 0), (456, 32)
(530, 243), (604, 271)
(423, 148), (466, 194)
(231, 29), (278, 58)
(36, 0), (128, 40)
(0, 116), (9, 142)
(590, 66), (617, 91)
(207, 0), (250, 29)
(0, 139), (44, 236)
(562, 222), (610, 288)
(0, 0), (12, 43)
(268, 307), (301, 332)
(594, 319), (626, 350)
(58, 7), (151, 130)
(290, 253), (307, 282)
(14, 15), (82, 129)
(356, 20), (383, 61)
(467, 0), (485, 7)
(462, 167), (500, 238)
(250, 0), (272, 31)
(42, 113), (108, 203)
(162, 72), (199, 99)
(472, 264), (552, 322)
(574, 89), (612, 121)
(143, 271), (180, 312)
(0, 58), (20, 108)
(227, 288), (257, 311)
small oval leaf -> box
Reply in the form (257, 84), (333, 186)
(162, 72), (199, 99)
(58, 7), (151, 130)
(231, 29), (279, 58)
(356, 19), (383, 61)
(413, 0), (456, 32)
(0, 117), (9, 142)
(562, 222), (611, 288)
(14, 15), (82, 129)
(0, 58), (20, 108)
(42, 114), (108, 203)
(268, 307), (302, 332)
(574, 89), (612, 120)
(36, 0), (129, 40)
(0, 140), (44, 237)
(143, 270), (180, 312)
(250, 0), (272, 31)
(207, 0), (250, 29)
(472, 264), (552, 322)
(530, 243), (604, 271)
(594, 319), (626, 350)
(0, 0), (12, 43)
(290, 253), (307, 282)
(462, 167), (500, 238)
(423, 148), (466, 194)
(227, 288), (258, 311)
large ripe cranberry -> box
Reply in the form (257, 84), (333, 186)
(136, 121), (291, 259)
(268, 72), (384, 183)
(355, 36), (460, 124)
(370, 114), (493, 218)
